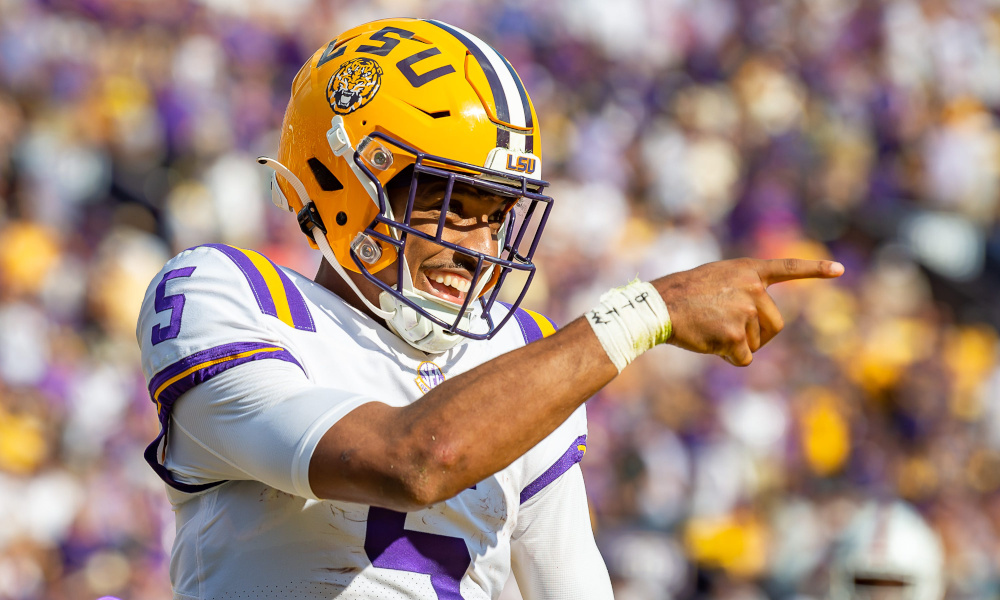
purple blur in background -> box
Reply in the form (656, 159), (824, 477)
(2, 0), (1000, 599)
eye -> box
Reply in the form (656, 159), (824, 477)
(413, 196), (458, 216)
(488, 209), (505, 224)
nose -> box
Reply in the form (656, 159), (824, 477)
(452, 217), (498, 260)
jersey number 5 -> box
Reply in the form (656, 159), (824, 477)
(151, 267), (196, 345)
(365, 506), (471, 599)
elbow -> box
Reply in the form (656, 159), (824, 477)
(393, 437), (465, 510)
(310, 403), (468, 510)
(395, 485), (440, 512)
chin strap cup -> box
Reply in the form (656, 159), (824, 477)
(258, 135), (500, 355)
(378, 289), (480, 354)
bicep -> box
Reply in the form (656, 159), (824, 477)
(511, 464), (613, 600)
(168, 359), (375, 499)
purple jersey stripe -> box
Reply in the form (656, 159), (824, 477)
(520, 434), (587, 504)
(498, 301), (545, 344)
(147, 341), (302, 402)
(155, 346), (300, 408)
(425, 19), (511, 149)
(273, 260), (316, 332)
(203, 243), (278, 318)
(144, 341), (304, 494)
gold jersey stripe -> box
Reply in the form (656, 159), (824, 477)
(523, 308), (556, 338)
(153, 346), (285, 406)
(236, 247), (296, 329)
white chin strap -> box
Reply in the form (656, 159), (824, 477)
(377, 213), (506, 354)
(258, 152), (483, 355)
(377, 254), (492, 354)
(318, 227), (482, 355)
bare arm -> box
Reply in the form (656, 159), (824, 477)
(308, 258), (844, 510)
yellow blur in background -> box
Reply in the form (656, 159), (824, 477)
(3, 1), (1000, 599)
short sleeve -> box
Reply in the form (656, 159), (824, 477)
(135, 245), (373, 497)
(164, 359), (373, 499)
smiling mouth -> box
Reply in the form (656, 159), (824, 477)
(423, 270), (471, 303)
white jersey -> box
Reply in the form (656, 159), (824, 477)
(136, 244), (598, 600)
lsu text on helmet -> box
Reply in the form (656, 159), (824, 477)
(258, 18), (551, 352)
(829, 500), (945, 600)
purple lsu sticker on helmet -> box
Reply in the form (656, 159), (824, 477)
(414, 361), (445, 393)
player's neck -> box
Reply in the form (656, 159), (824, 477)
(314, 259), (388, 326)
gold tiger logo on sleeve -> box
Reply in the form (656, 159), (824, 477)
(327, 57), (384, 115)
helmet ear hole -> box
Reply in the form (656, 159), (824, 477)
(385, 164), (415, 189)
(307, 157), (344, 192)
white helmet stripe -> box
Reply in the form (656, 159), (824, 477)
(426, 20), (529, 152)
(497, 52), (535, 154)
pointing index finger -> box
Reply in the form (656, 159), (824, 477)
(756, 258), (845, 287)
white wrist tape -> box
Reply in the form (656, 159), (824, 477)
(586, 279), (672, 373)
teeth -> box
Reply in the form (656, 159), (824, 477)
(429, 273), (470, 295)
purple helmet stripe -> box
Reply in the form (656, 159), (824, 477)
(425, 19), (511, 149)
(520, 435), (588, 504)
(496, 53), (534, 154)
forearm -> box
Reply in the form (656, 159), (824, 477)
(397, 317), (614, 501)
(310, 258), (844, 509)
(309, 317), (615, 508)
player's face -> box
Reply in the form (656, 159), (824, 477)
(386, 179), (513, 304)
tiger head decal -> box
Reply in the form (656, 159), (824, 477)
(327, 57), (383, 115)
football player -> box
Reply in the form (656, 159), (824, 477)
(829, 500), (945, 600)
(137, 18), (844, 599)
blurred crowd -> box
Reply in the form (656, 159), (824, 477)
(3, 0), (1000, 598)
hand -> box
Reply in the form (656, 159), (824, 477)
(653, 258), (844, 366)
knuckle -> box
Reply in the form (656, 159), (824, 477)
(783, 258), (798, 274)
(723, 326), (745, 345)
(729, 351), (753, 367)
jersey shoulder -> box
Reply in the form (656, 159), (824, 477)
(492, 301), (558, 347)
(136, 244), (315, 385)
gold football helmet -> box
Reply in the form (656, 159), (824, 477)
(258, 18), (551, 352)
